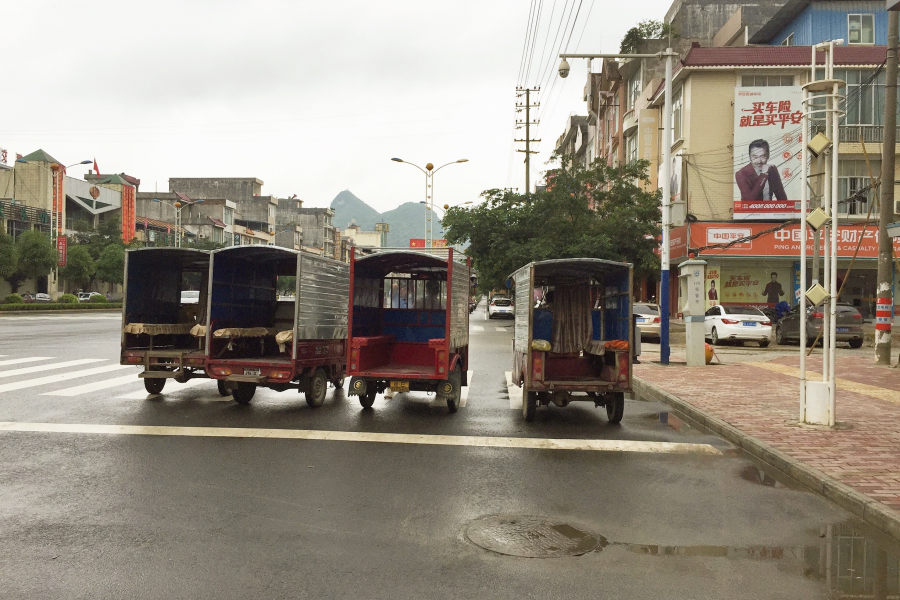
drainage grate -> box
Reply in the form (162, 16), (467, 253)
(465, 515), (605, 558)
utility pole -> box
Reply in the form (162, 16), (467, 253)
(877, 10), (899, 365)
(515, 87), (540, 194)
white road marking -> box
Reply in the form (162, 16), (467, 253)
(117, 378), (211, 399)
(495, 327), (510, 332)
(0, 364), (132, 393)
(472, 325), (484, 331)
(0, 358), (105, 379)
(0, 421), (722, 455)
(0, 357), (54, 367)
(506, 371), (523, 410)
(42, 373), (142, 397)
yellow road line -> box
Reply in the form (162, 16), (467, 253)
(748, 361), (900, 405)
(0, 421), (722, 455)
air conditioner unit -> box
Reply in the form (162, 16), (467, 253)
(894, 199), (900, 215)
(199, 234), (207, 239)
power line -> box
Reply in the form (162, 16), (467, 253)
(524, 0), (545, 84)
(517, 0), (538, 86)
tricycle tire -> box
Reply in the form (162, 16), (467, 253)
(144, 378), (165, 395)
(332, 374), (346, 389)
(523, 391), (537, 422)
(359, 388), (377, 409)
(306, 368), (328, 408)
(606, 392), (625, 424)
(232, 382), (256, 405)
(217, 380), (230, 397)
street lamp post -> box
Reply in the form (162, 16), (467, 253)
(15, 158), (92, 299)
(152, 197), (203, 248)
(421, 201), (473, 250)
(391, 158), (468, 248)
(558, 48), (678, 364)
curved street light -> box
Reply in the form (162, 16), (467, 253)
(152, 197), (203, 248)
(391, 158), (468, 248)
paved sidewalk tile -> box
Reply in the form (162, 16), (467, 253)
(635, 357), (900, 512)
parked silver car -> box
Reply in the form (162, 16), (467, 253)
(633, 303), (661, 340)
(775, 303), (864, 348)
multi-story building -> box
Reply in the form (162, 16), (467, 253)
(341, 223), (390, 249)
(750, 0), (889, 46)
(295, 208), (337, 257)
(647, 43), (893, 318)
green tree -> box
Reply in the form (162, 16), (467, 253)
(620, 19), (677, 53)
(442, 156), (661, 293)
(96, 243), (125, 285)
(184, 237), (227, 251)
(0, 231), (18, 281)
(60, 245), (96, 290)
(5, 230), (56, 293)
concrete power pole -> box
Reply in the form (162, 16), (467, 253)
(515, 87), (540, 194)
(877, 10), (899, 365)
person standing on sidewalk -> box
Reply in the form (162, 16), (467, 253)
(762, 273), (784, 306)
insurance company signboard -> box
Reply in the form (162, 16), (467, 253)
(733, 87), (804, 220)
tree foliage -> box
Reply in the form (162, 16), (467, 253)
(96, 243), (125, 285)
(13, 230), (56, 291)
(442, 156), (661, 293)
(0, 231), (17, 281)
(620, 19), (677, 53)
(60, 245), (96, 289)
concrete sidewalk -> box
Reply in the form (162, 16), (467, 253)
(634, 350), (900, 541)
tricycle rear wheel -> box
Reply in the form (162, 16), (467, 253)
(359, 387), (377, 409)
(445, 366), (462, 414)
(144, 378), (165, 395)
(217, 380), (230, 397)
(523, 391), (537, 422)
(606, 392), (625, 424)
(232, 382), (256, 405)
(306, 368), (328, 408)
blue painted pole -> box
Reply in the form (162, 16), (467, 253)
(660, 269), (670, 364)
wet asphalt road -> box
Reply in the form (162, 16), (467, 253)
(0, 306), (896, 599)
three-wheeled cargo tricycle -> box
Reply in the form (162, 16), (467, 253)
(511, 258), (633, 423)
(346, 247), (470, 412)
(205, 246), (349, 406)
(120, 248), (213, 394)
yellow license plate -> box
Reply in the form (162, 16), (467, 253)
(390, 381), (410, 393)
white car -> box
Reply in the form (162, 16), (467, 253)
(78, 292), (104, 302)
(633, 303), (661, 340)
(704, 305), (772, 347)
(488, 297), (514, 319)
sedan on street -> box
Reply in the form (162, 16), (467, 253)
(775, 302), (864, 348)
(704, 305), (771, 347)
(633, 303), (661, 340)
(488, 297), (514, 319)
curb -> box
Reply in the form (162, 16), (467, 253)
(634, 375), (900, 543)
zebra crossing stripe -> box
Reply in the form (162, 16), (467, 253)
(0, 359), (105, 379)
(42, 373), (141, 397)
(0, 365), (132, 394)
(0, 357), (54, 367)
(472, 325), (484, 331)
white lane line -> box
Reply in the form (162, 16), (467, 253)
(42, 373), (141, 397)
(506, 371), (523, 410)
(472, 325), (485, 331)
(0, 358), (105, 379)
(495, 327), (510, 332)
(0, 421), (723, 455)
(0, 364), (132, 393)
(2, 315), (121, 320)
(117, 378), (211, 399)
(0, 357), (54, 367)
(428, 370), (474, 408)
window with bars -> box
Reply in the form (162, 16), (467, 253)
(672, 87), (683, 143)
(626, 66), (642, 111)
(838, 160), (880, 215)
(382, 277), (446, 310)
(848, 14), (874, 45)
(781, 33), (794, 46)
(625, 132), (638, 164)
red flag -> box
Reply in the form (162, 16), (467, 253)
(144, 216), (148, 229)
(93, 158), (99, 174)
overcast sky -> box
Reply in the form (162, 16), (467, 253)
(3, 0), (671, 215)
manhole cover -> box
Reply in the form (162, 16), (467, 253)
(465, 515), (605, 558)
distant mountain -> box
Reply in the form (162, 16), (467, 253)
(330, 191), (436, 248)
(331, 190), (381, 230)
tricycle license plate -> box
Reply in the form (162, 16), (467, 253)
(390, 381), (410, 393)
(244, 368), (261, 376)
(742, 321), (756, 327)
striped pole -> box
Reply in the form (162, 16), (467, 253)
(876, 298), (892, 333)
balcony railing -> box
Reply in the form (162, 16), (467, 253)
(838, 125), (900, 143)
